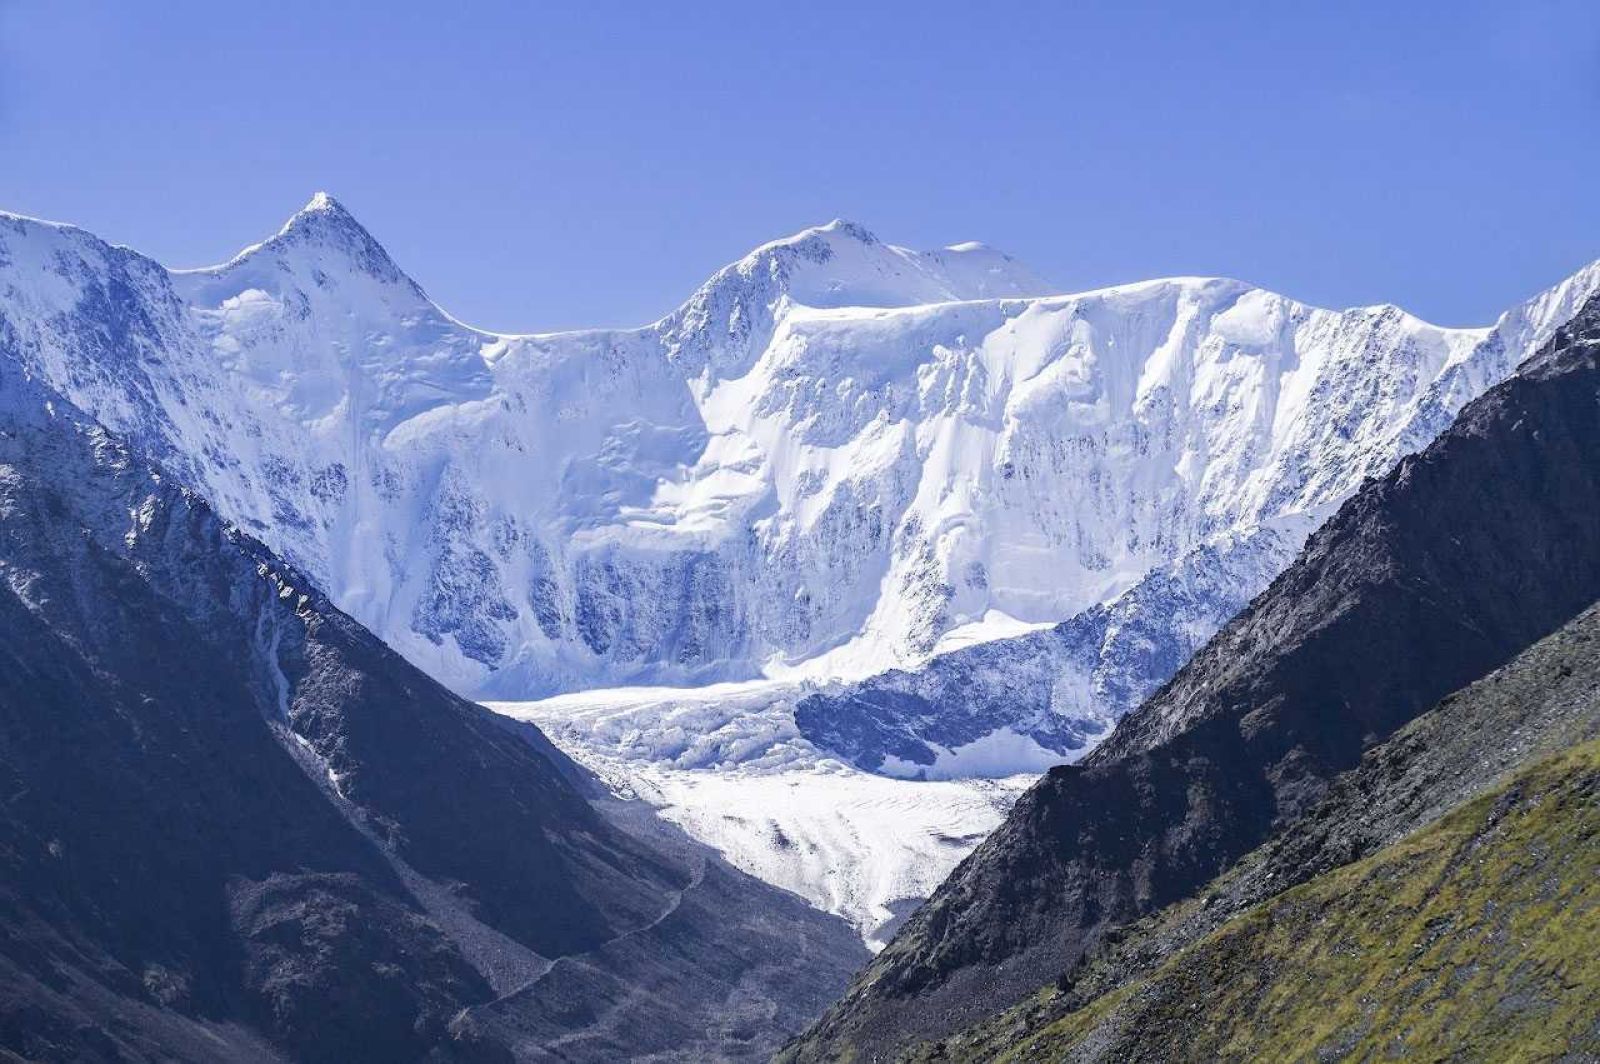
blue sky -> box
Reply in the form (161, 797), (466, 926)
(4, 1), (1600, 331)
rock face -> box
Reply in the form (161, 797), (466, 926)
(783, 294), (1600, 1060)
(0, 365), (864, 1062)
(903, 598), (1600, 1061)
(2, 198), (1593, 732)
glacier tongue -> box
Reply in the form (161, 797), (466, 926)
(489, 683), (1035, 949)
(4, 196), (1599, 944)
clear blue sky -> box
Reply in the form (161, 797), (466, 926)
(4, 0), (1600, 332)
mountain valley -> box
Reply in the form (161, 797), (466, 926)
(2, 195), (1599, 1061)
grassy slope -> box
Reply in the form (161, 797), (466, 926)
(914, 738), (1600, 1063)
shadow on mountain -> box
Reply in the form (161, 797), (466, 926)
(0, 365), (865, 1062)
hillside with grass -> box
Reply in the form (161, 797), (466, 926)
(917, 734), (1599, 1062)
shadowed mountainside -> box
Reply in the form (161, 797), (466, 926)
(0, 364), (864, 1062)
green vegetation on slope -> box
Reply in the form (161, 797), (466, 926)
(915, 739), (1600, 1063)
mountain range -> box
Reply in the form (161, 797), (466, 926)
(6, 195), (1594, 715)
(8, 197), (1600, 949)
(2, 195), (1598, 1060)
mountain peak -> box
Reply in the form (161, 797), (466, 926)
(730, 218), (1047, 310)
(303, 190), (342, 213)
(811, 218), (879, 244)
(658, 217), (1054, 376)
(275, 190), (371, 244)
(191, 190), (415, 292)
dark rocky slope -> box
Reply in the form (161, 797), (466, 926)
(785, 295), (1600, 1061)
(905, 595), (1600, 1060)
(0, 366), (864, 1063)
(933, 736), (1600, 1062)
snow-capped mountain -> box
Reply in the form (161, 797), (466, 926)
(2, 194), (1589, 712)
(0, 197), (1052, 697)
(4, 195), (1597, 945)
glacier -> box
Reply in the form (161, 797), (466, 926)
(2, 193), (1597, 944)
(487, 681), (1034, 949)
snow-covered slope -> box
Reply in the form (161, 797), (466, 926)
(4, 196), (1589, 708)
(3, 196), (1597, 944)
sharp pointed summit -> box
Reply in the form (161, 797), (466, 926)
(284, 189), (357, 225)
(302, 189), (345, 214)
(273, 190), (368, 242)
(279, 191), (403, 272)
(187, 190), (421, 300)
